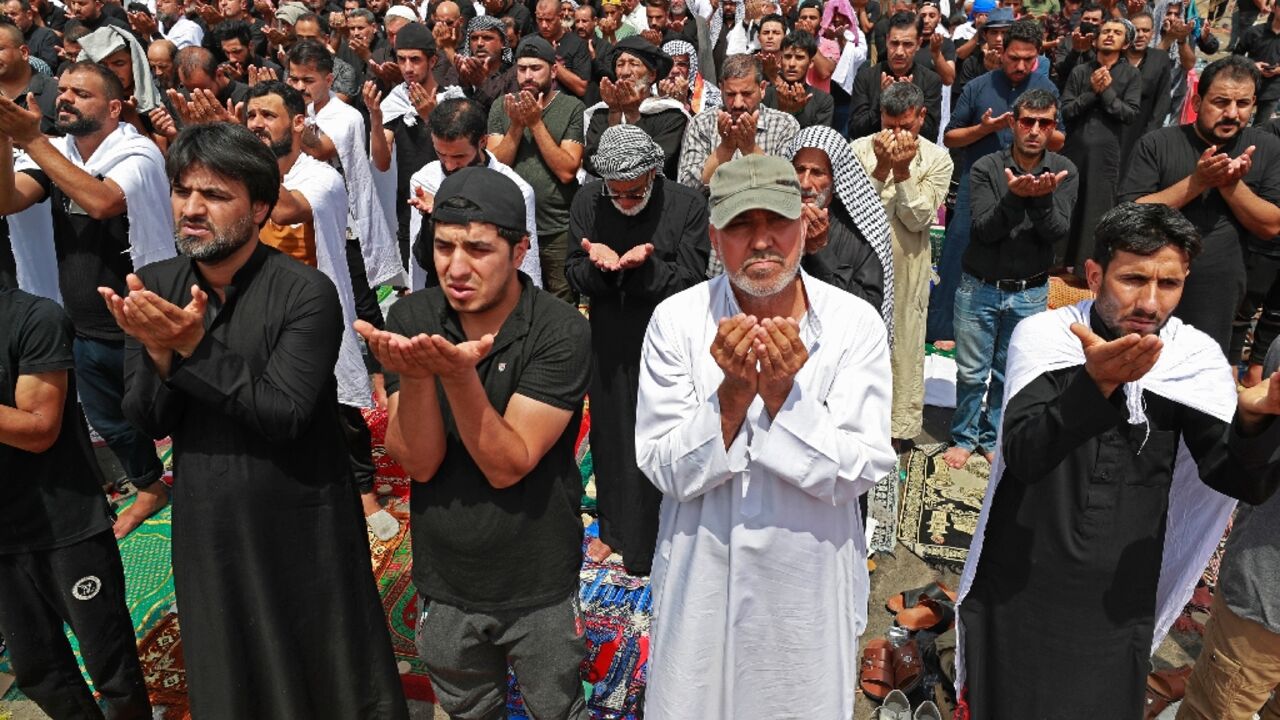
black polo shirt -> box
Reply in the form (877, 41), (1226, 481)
(383, 273), (592, 612)
(964, 146), (1079, 280)
(1236, 22), (1280, 101)
(0, 288), (112, 554)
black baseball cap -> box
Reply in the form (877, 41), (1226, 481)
(433, 167), (526, 234)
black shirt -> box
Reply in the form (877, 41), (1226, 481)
(24, 25), (59, 70)
(0, 288), (112, 554)
(848, 60), (943, 141)
(1236, 22), (1280, 101)
(383, 275), (592, 612)
(0, 220), (13, 290)
(550, 31), (592, 98)
(914, 37), (956, 78)
(762, 82), (836, 129)
(964, 147), (1078, 280)
(23, 168), (133, 341)
(386, 114), (437, 261)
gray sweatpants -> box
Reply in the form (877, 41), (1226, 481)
(415, 592), (588, 720)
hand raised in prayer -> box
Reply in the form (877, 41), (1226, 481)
(355, 322), (442, 379)
(368, 58), (404, 86)
(348, 34), (372, 61)
(194, 2), (221, 26)
(581, 238), (622, 271)
(731, 110), (759, 154)
(711, 314), (761, 406)
(600, 77), (645, 112)
(1070, 322), (1163, 398)
(148, 106), (179, 139)
(417, 332), (496, 381)
(409, 186), (435, 214)
(254, 0), (276, 17)
(617, 242), (655, 270)
(641, 28), (664, 45)
(1090, 66), (1111, 94)
(128, 10), (157, 38)
(1070, 27), (1093, 51)
(247, 64), (279, 86)
(872, 127), (895, 168)
(801, 203), (830, 254)
(407, 81), (436, 118)
(1193, 145), (1241, 189)
(433, 21), (459, 50)
(599, 15), (620, 36)
(506, 90), (543, 127)
(266, 25), (292, 47)
(457, 56), (489, 86)
(774, 81), (812, 113)
(889, 130), (917, 179)
(0, 92), (44, 146)
(99, 274), (209, 368)
(327, 10), (346, 31)
(1237, 370), (1280, 434)
(1222, 145), (1256, 184)
(670, 14), (687, 31)
(980, 107), (1013, 135)
(758, 51), (780, 79)
(658, 75), (690, 102)
(1004, 168), (1068, 197)
(363, 81), (384, 124)
(930, 31), (944, 52)
(755, 316), (808, 418)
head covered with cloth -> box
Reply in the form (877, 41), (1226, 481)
(592, 124), (666, 215)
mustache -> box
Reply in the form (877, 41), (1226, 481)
(744, 251), (786, 265)
(56, 102), (82, 116)
(178, 215), (212, 231)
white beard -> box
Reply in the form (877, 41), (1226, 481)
(612, 191), (652, 216)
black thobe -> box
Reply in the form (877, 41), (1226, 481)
(848, 60), (943, 141)
(1118, 47), (1173, 165)
(121, 244), (408, 720)
(1058, 58), (1141, 270)
(801, 207), (885, 312)
(962, 310), (1280, 720)
(565, 178), (709, 575)
(582, 107), (687, 181)
(1119, 125), (1280, 351)
(762, 82), (836, 129)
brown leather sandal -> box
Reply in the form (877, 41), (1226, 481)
(896, 595), (956, 633)
(886, 581), (958, 614)
(1144, 665), (1193, 720)
(860, 639), (896, 702)
(893, 639), (924, 694)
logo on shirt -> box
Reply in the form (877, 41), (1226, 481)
(71, 576), (102, 601)
(498, 362), (508, 372)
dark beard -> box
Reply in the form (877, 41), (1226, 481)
(175, 215), (255, 263)
(269, 135), (292, 158)
(54, 115), (101, 136)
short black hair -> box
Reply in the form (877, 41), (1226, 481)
(166, 123), (281, 222)
(62, 60), (126, 100)
(1012, 87), (1056, 117)
(781, 29), (818, 57)
(295, 11), (329, 33)
(431, 196), (525, 247)
(888, 10), (919, 35)
(347, 7), (375, 23)
(126, 2), (149, 14)
(287, 38), (334, 73)
(1006, 17), (1042, 51)
(1079, 1), (1103, 13)
(759, 12), (787, 31)
(214, 18), (253, 47)
(63, 21), (90, 44)
(1092, 202), (1201, 267)
(1198, 54), (1260, 101)
(429, 97), (487, 145)
(246, 79), (306, 118)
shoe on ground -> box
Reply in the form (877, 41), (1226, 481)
(914, 699), (943, 720)
(880, 689), (911, 720)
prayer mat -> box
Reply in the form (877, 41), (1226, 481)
(897, 442), (990, 569)
(867, 459), (904, 555)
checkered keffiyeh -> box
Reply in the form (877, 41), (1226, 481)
(462, 15), (515, 63)
(787, 125), (896, 343)
(591, 125), (666, 180)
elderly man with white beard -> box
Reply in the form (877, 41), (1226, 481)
(565, 124), (709, 573)
(635, 154), (896, 718)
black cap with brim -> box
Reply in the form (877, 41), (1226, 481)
(515, 36), (557, 66)
(433, 167), (527, 235)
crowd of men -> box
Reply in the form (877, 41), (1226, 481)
(2, 0), (1280, 716)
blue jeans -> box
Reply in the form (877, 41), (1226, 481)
(927, 172), (971, 343)
(73, 335), (165, 489)
(950, 273), (1048, 452)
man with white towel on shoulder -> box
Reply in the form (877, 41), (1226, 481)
(0, 60), (175, 538)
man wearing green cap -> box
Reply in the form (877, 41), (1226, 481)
(634, 154), (897, 719)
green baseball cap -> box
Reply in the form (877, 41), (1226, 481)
(708, 155), (803, 230)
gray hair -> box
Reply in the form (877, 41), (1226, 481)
(721, 53), (763, 83)
(882, 82), (925, 116)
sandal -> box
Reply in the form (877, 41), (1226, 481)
(886, 581), (957, 615)
(893, 639), (923, 694)
(860, 639), (896, 702)
(897, 595), (956, 633)
(1144, 665), (1193, 720)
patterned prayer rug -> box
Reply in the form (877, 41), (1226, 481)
(897, 443), (990, 569)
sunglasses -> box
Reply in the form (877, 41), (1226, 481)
(604, 179), (654, 200)
(1016, 116), (1056, 130)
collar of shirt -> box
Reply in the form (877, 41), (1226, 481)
(432, 270), (536, 355)
(879, 59), (917, 79)
(1000, 146), (1052, 175)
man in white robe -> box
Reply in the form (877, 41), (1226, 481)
(635, 154), (896, 719)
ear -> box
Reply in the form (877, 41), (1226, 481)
(510, 232), (529, 268)
(1083, 258), (1104, 295)
(251, 199), (271, 226)
(478, 134), (488, 151)
(292, 111), (307, 134)
(107, 97), (123, 120)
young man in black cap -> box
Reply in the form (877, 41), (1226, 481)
(488, 35), (586, 302)
(583, 34), (688, 179)
(357, 166), (591, 720)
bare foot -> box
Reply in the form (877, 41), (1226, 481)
(933, 340), (956, 351)
(586, 537), (613, 563)
(1241, 363), (1265, 388)
(360, 491), (383, 517)
(113, 483), (169, 539)
(941, 446), (972, 470)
